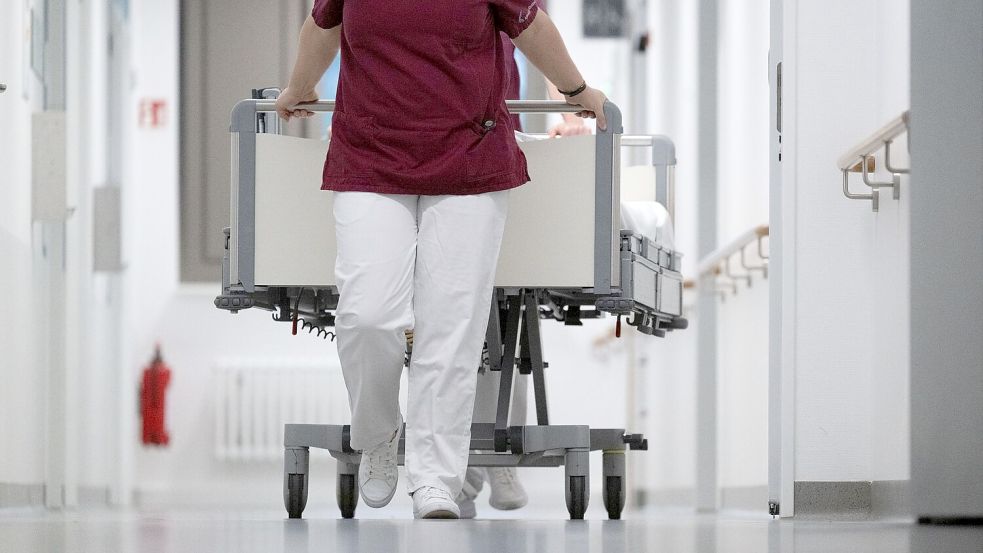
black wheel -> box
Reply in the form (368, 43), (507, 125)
(603, 475), (625, 520)
(286, 473), (307, 519)
(337, 473), (358, 519)
(566, 475), (588, 520)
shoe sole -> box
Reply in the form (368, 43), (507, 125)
(489, 499), (527, 511)
(361, 484), (398, 508)
(419, 509), (459, 519)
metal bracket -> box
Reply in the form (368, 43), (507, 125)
(724, 255), (752, 288)
(884, 139), (910, 175)
(757, 234), (769, 261)
(842, 169), (880, 212)
(861, 154), (901, 201)
(740, 244), (768, 279)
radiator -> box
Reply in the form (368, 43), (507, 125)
(214, 359), (346, 461)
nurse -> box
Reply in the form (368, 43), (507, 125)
(276, 0), (606, 519)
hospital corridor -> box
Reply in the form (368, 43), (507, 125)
(2, 0), (983, 551)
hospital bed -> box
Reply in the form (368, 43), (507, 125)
(215, 95), (688, 520)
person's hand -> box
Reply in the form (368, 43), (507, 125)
(275, 87), (319, 120)
(548, 116), (592, 138)
(564, 86), (608, 131)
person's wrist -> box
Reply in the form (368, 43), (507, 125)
(558, 80), (588, 97)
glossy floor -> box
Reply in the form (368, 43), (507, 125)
(2, 507), (982, 553)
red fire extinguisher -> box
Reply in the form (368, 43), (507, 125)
(140, 345), (171, 446)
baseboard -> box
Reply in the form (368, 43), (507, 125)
(0, 483), (44, 509)
(795, 481), (871, 518)
(871, 480), (911, 518)
(795, 480), (913, 520)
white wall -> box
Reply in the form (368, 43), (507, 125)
(782, 0), (910, 485)
(549, 1), (635, 130)
(715, 0), (771, 499)
(636, 0), (702, 502)
(0, 0), (46, 493)
(868, 0), (910, 483)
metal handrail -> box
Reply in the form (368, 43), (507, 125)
(253, 99), (588, 114)
(697, 225), (769, 276)
(838, 111), (909, 212)
(692, 224), (770, 298)
(836, 111), (910, 170)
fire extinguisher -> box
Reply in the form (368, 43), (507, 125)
(140, 345), (171, 446)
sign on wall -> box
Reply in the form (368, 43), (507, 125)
(583, 0), (626, 38)
(139, 98), (168, 128)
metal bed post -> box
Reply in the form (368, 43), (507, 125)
(523, 291), (550, 427)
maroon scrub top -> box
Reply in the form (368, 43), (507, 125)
(501, 35), (522, 132)
(312, 0), (540, 196)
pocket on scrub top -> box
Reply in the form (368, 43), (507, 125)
(326, 112), (380, 178)
(465, 114), (515, 183)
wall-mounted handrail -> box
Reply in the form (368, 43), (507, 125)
(836, 111), (910, 170)
(838, 111), (910, 212)
(697, 225), (769, 277)
(691, 224), (770, 300)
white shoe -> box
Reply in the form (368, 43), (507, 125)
(413, 486), (461, 519)
(455, 468), (484, 519)
(358, 417), (402, 508)
(486, 467), (528, 510)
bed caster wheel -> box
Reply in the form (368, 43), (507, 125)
(285, 473), (308, 519)
(566, 476), (588, 520)
(337, 462), (359, 519)
(602, 452), (626, 520)
(284, 447), (310, 519)
(603, 476), (626, 520)
(565, 448), (590, 520)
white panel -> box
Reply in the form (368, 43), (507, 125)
(253, 133), (600, 288)
(495, 135), (597, 287)
(254, 134), (334, 286)
(32, 111), (68, 222)
(92, 187), (123, 272)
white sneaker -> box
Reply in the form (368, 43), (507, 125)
(413, 486), (460, 519)
(358, 417), (402, 508)
(455, 468), (484, 519)
(486, 467), (528, 510)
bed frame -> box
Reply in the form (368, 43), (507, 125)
(215, 95), (687, 520)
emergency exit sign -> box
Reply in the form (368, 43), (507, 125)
(583, 0), (626, 38)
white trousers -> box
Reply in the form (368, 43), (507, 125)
(333, 190), (509, 496)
